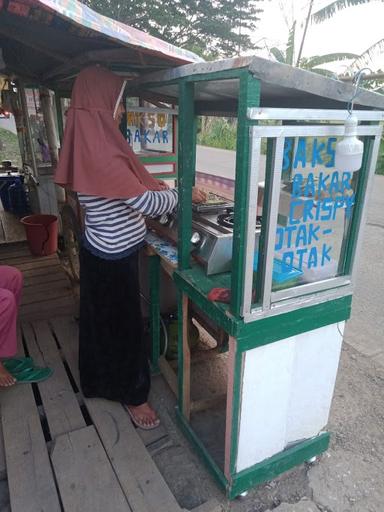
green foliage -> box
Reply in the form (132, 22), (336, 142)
(270, 22), (359, 74)
(0, 128), (21, 167)
(311, 0), (383, 24)
(81, 0), (263, 58)
(347, 39), (384, 73)
(312, 1), (384, 86)
(197, 117), (237, 150)
(285, 21), (296, 66)
(376, 137), (384, 175)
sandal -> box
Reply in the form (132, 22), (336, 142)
(2, 357), (34, 374)
(15, 366), (53, 384)
(125, 404), (161, 430)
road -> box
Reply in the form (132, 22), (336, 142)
(0, 116), (17, 134)
(196, 144), (266, 181)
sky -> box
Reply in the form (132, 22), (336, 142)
(253, 0), (384, 75)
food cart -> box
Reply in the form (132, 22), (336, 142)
(130, 57), (384, 498)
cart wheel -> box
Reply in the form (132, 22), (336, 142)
(61, 204), (81, 283)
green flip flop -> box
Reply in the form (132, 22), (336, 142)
(2, 357), (34, 374)
(15, 366), (53, 384)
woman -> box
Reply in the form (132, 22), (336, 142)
(0, 266), (23, 387)
(55, 66), (205, 429)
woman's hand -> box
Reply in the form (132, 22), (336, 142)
(192, 187), (207, 204)
(157, 180), (169, 190)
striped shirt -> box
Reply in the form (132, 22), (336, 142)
(78, 189), (178, 259)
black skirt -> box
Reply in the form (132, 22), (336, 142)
(79, 246), (150, 405)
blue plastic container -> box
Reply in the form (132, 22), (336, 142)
(8, 178), (29, 215)
(253, 252), (303, 284)
(0, 174), (20, 211)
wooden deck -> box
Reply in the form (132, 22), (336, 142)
(0, 243), (220, 512)
(0, 209), (26, 245)
(0, 242), (76, 320)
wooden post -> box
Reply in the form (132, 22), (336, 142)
(177, 80), (195, 270)
(54, 91), (64, 144)
(178, 293), (191, 420)
(18, 81), (38, 178)
(39, 87), (59, 165)
(224, 336), (236, 480)
(230, 72), (260, 317)
(39, 87), (65, 204)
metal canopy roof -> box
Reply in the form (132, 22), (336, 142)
(0, 0), (202, 91)
(129, 56), (384, 113)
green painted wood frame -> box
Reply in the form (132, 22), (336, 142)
(173, 292), (350, 498)
(228, 431), (330, 499)
(339, 136), (374, 275)
(159, 66), (359, 498)
(175, 67), (261, 315)
(230, 71), (261, 317)
(178, 80), (196, 270)
(176, 333), (330, 499)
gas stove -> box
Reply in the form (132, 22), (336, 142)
(147, 194), (262, 276)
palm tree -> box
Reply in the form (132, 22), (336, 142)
(269, 22), (359, 76)
(311, 0), (383, 24)
(311, 0), (384, 76)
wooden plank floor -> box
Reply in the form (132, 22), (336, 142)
(0, 241), (76, 320)
(0, 241), (220, 512)
(0, 209), (26, 245)
(0, 317), (219, 512)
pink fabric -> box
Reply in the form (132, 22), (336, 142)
(0, 266), (23, 358)
(54, 66), (162, 199)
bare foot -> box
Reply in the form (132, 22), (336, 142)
(0, 361), (16, 387)
(126, 402), (160, 430)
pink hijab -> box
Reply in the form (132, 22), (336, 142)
(54, 66), (162, 199)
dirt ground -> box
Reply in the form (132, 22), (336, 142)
(149, 338), (384, 512)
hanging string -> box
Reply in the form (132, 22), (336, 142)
(347, 67), (373, 115)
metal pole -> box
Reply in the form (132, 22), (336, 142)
(296, 0), (314, 67)
(39, 86), (59, 165)
(18, 80), (38, 178)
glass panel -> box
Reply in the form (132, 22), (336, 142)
(125, 104), (174, 154)
(144, 163), (175, 175)
(272, 135), (358, 291)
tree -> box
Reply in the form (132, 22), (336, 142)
(81, 0), (263, 59)
(269, 22), (358, 76)
(311, 0), (384, 76)
(311, 0), (383, 24)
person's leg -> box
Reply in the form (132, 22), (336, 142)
(120, 252), (159, 428)
(0, 289), (17, 386)
(79, 248), (151, 402)
(0, 266), (23, 306)
(79, 247), (158, 427)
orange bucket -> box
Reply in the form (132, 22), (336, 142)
(21, 214), (58, 256)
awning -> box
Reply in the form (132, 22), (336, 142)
(0, 0), (203, 90)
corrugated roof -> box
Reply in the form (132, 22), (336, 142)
(0, 0), (203, 89)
